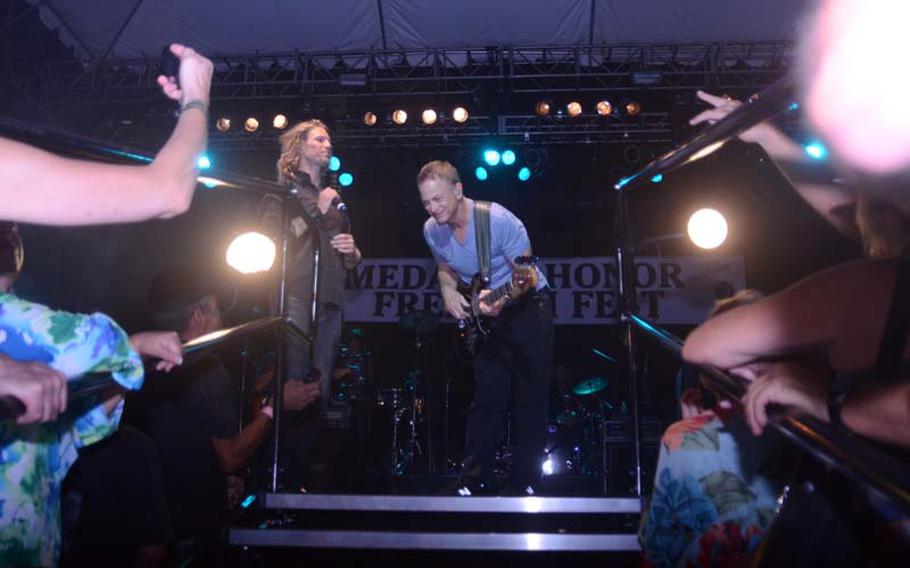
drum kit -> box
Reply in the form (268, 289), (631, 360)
(332, 311), (616, 480)
(332, 310), (440, 476)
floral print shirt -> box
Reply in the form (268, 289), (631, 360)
(0, 293), (144, 567)
(640, 411), (793, 568)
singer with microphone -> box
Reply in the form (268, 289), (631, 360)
(259, 119), (361, 493)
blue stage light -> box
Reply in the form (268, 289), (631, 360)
(196, 154), (212, 169)
(475, 166), (489, 181)
(329, 156), (341, 172)
(517, 167), (531, 182)
(338, 172), (354, 186)
(501, 150), (516, 165)
(650, 173), (663, 183)
(804, 141), (827, 160)
(483, 150), (501, 166)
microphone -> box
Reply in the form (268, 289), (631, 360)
(331, 195), (348, 214)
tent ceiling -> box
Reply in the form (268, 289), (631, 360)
(28, 0), (809, 62)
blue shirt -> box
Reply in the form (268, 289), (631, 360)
(423, 200), (547, 291)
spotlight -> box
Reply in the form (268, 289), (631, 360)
(272, 114), (288, 129)
(625, 101), (641, 116)
(501, 150), (516, 166)
(650, 173), (663, 183)
(475, 166), (488, 181)
(687, 208), (728, 250)
(804, 141), (828, 160)
(483, 149), (501, 166)
(196, 154), (212, 170)
(215, 117), (231, 132)
(226, 232), (276, 274)
(596, 100), (613, 116)
(363, 112), (378, 126)
(421, 109), (438, 125)
(542, 455), (555, 476)
(338, 172), (354, 187)
(243, 117), (260, 132)
(518, 167), (532, 182)
(328, 156), (341, 172)
(566, 101), (583, 117)
(452, 107), (469, 123)
(392, 110), (408, 125)
(535, 100), (551, 116)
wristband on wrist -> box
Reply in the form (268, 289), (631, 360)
(260, 405), (274, 419)
(181, 99), (209, 116)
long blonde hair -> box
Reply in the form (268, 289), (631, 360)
(276, 119), (330, 184)
(856, 191), (910, 259)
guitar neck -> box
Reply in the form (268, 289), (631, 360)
(481, 282), (514, 305)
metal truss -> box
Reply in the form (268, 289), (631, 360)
(1, 42), (792, 106)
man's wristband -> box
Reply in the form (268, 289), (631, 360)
(181, 99), (209, 116)
(260, 405), (274, 419)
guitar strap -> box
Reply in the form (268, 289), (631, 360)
(473, 201), (492, 286)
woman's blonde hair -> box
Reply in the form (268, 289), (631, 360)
(276, 119), (330, 184)
(856, 191), (910, 259)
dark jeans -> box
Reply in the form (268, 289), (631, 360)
(460, 291), (554, 489)
(279, 297), (342, 491)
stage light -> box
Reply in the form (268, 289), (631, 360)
(226, 232), (276, 274)
(542, 455), (555, 476)
(475, 166), (488, 181)
(392, 110), (408, 125)
(535, 100), (551, 116)
(687, 208), (728, 250)
(483, 149), (501, 166)
(328, 156), (341, 172)
(452, 107), (469, 123)
(421, 109), (438, 125)
(243, 117), (260, 132)
(596, 100), (613, 116)
(338, 172), (354, 187)
(804, 141), (828, 160)
(625, 101), (641, 116)
(501, 150), (516, 166)
(363, 112), (378, 126)
(566, 101), (583, 117)
(650, 173), (663, 183)
(272, 114), (288, 129)
(196, 154), (212, 170)
(215, 117), (231, 132)
(518, 167), (532, 182)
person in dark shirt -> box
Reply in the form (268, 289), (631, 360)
(131, 266), (315, 564)
(260, 119), (362, 492)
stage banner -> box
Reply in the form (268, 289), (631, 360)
(343, 256), (745, 325)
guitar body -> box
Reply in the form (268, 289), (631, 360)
(456, 256), (539, 356)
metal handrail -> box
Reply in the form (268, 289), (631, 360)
(615, 78), (796, 191)
(0, 316), (286, 421)
(627, 312), (910, 520)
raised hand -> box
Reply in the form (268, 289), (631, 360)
(689, 90), (773, 144)
(156, 43), (214, 106)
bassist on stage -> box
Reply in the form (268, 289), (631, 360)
(417, 160), (554, 496)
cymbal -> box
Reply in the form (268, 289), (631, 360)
(572, 376), (608, 396)
(398, 309), (440, 334)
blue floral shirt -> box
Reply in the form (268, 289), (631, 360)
(0, 293), (144, 567)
